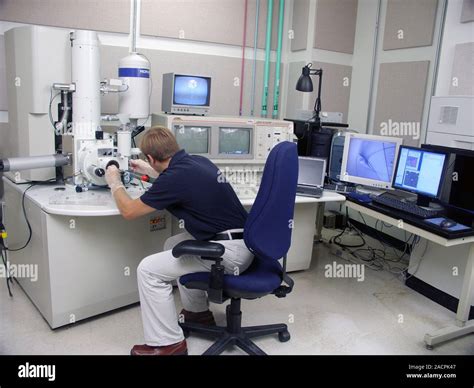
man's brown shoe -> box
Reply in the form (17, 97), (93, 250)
(180, 309), (216, 326)
(130, 340), (188, 356)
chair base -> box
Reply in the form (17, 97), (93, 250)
(179, 298), (290, 355)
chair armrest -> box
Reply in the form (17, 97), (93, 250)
(172, 240), (225, 260)
(172, 240), (226, 304)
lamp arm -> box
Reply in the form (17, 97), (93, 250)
(309, 69), (323, 116)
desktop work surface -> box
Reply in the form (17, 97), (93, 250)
(346, 196), (474, 240)
(2, 177), (344, 328)
(345, 199), (474, 349)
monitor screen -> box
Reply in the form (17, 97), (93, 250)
(218, 127), (251, 155)
(393, 147), (447, 198)
(174, 125), (209, 154)
(341, 134), (402, 188)
(298, 157), (326, 187)
(173, 75), (211, 106)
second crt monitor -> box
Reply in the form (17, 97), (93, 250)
(341, 133), (402, 190)
(219, 127), (252, 155)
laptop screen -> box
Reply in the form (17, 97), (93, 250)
(298, 157), (326, 187)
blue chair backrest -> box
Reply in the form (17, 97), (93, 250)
(243, 141), (298, 262)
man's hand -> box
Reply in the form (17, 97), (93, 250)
(130, 159), (158, 178)
(105, 165), (125, 194)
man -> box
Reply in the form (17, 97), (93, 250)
(105, 126), (253, 355)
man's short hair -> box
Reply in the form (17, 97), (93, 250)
(140, 126), (180, 162)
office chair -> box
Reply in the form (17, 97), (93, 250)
(172, 141), (298, 355)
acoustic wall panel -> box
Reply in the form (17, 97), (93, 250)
(383, 0), (438, 51)
(285, 61), (306, 119)
(308, 61), (352, 122)
(461, 0), (474, 23)
(100, 45), (276, 118)
(372, 61), (430, 146)
(0, 0), (130, 33)
(313, 0), (358, 54)
(449, 42), (474, 96)
(291, 0), (310, 52)
(141, 0), (279, 49)
(0, 36), (7, 111)
(247, 0), (280, 50)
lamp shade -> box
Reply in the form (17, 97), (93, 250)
(295, 65), (313, 92)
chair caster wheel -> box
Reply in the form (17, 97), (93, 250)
(425, 344), (434, 350)
(278, 330), (290, 342)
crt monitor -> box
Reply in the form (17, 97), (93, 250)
(173, 125), (210, 154)
(340, 133), (403, 189)
(174, 75), (210, 106)
(218, 127), (252, 156)
(162, 73), (211, 115)
(392, 146), (448, 203)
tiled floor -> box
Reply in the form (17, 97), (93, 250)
(1, 239), (473, 355)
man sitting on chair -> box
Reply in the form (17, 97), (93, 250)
(105, 126), (254, 355)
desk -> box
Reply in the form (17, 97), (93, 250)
(2, 177), (345, 327)
(345, 199), (474, 349)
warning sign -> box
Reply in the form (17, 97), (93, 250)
(149, 215), (166, 232)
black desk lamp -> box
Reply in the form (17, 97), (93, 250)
(296, 63), (323, 120)
(295, 63), (323, 155)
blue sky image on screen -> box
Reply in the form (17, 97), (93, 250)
(174, 76), (209, 106)
(346, 138), (397, 182)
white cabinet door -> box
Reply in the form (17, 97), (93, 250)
(426, 131), (474, 150)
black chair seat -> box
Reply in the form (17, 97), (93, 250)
(172, 240), (225, 258)
(179, 257), (283, 299)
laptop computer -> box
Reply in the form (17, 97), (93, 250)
(296, 157), (326, 198)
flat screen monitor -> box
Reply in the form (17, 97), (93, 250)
(174, 125), (210, 154)
(218, 127), (251, 155)
(340, 133), (402, 189)
(392, 146), (448, 199)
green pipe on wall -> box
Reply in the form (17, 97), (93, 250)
(272, 0), (284, 119)
(261, 0), (274, 117)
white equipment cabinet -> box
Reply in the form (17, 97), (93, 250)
(3, 178), (171, 329)
(426, 96), (474, 149)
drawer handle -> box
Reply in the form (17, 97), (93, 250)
(453, 139), (474, 145)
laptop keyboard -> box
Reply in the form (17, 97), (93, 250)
(297, 186), (323, 197)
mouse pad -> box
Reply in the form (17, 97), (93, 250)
(425, 218), (471, 231)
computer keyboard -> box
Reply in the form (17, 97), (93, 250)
(296, 186), (323, 198)
(371, 194), (442, 219)
(323, 184), (356, 194)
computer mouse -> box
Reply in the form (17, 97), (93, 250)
(440, 219), (457, 229)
